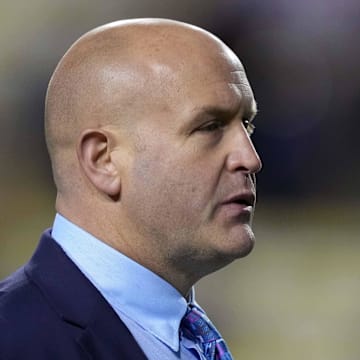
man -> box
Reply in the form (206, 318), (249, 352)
(0, 18), (261, 359)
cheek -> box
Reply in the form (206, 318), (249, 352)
(128, 148), (215, 231)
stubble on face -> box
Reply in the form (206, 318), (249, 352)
(121, 57), (259, 281)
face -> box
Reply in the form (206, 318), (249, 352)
(119, 43), (262, 278)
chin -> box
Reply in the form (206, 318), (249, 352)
(223, 226), (256, 259)
(237, 236), (255, 258)
(204, 237), (254, 277)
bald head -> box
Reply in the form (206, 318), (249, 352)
(45, 18), (250, 209)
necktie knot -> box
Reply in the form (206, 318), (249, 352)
(181, 306), (233, 360)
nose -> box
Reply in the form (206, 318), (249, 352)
(225, 124), (262, 174)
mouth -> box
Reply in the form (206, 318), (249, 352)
(215, 192), (256, 221)
(215, 191), (256, 223)
(222, 192), (255, 207)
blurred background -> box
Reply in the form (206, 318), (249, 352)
(1, 0), (359, 358)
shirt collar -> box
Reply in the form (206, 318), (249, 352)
(51, 213), (191, 351)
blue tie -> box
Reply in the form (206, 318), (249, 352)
(181, 305), (233, 360)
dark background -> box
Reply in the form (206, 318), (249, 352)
(1, 1), (359, 358)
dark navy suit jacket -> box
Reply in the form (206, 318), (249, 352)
(0, 230), (148, 359)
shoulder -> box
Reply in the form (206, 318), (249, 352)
(0, 266), (37, 318)
(0, 265), (49, 317)
(0, 267), (85, 359)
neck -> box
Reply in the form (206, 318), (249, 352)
(56, 199), (197, 297)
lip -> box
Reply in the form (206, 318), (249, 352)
(221, 192), (256, 207)
(216, 192), (256, 219)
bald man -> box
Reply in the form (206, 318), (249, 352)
(0, 19), (261, 360)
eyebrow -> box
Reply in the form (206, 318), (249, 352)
(194, 99), (258, 123)
(181, 101), (258, 135)
(198, 104), (240, 118)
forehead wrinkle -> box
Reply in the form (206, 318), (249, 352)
(227, 82), (255, 118)
(228, 68), (256, 120)
(194, 85), (243, 118)
(187, 73), (254, 119)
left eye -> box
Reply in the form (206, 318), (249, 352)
(243, 119), (255, 136)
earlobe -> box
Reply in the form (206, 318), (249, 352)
(77, 129), (121, 198)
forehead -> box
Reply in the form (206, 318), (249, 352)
(228, 70), (257, 116)
(177, 59), (256, 119)
(99, 33), (257, 125)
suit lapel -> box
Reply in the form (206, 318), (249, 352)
(25, 231), (147, 360)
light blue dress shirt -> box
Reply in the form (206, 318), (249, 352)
(52, 214), (206, 359)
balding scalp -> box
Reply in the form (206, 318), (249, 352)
(44, 18), (235, 197)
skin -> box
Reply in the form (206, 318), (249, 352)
(45, 18), (262, 296)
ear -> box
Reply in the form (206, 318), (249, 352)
(77, 129), (121, 198)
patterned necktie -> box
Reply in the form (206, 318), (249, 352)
(180, 305), (233, 360)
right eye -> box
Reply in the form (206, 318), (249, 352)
(197, 120), (226, 133)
